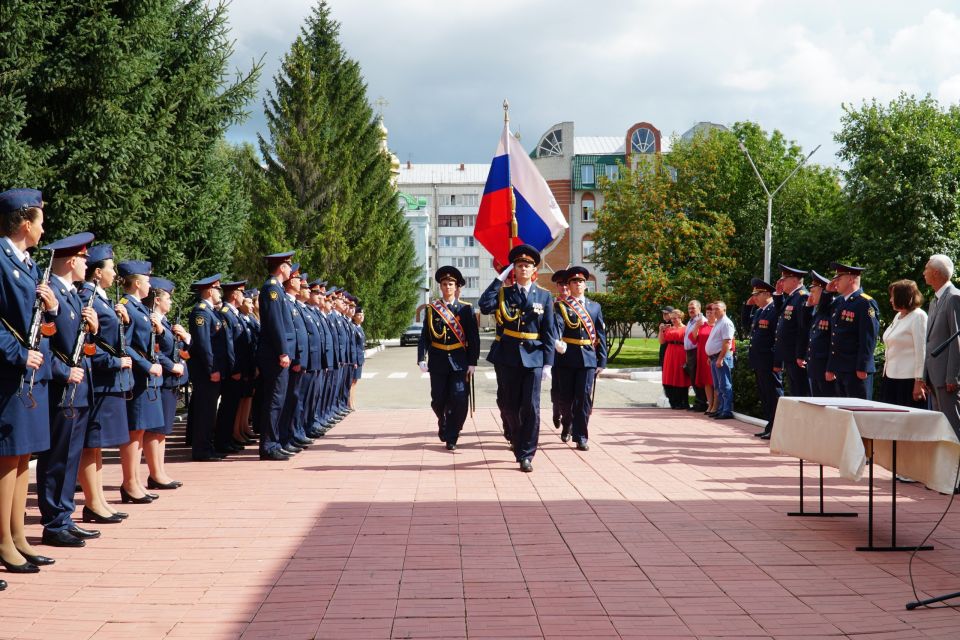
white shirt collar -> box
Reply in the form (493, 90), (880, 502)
(54, 273), (76, 293)
(759, 300), (773, 310)
(936, 281), (952, 299)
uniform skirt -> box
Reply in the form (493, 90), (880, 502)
(86, 393), (131, 448)
(148, 387), (177, 436)
(0, 378), (51, 456)
(353, 365), (362, 382)
(126, 376), (165, 432)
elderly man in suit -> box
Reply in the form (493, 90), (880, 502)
(923, 254), (960, 439)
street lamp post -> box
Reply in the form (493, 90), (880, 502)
(738, 141), (821, 282)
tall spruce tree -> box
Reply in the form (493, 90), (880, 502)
(0, 0), (259, 305)
(248, 1), (418, 339)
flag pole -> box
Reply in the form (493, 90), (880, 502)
(504, 99), (518, 244)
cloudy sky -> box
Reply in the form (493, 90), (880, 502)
(224, 0), (960, 167)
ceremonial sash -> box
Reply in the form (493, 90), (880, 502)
(430, 300), (467, 348)
(561, 297), (597, 345)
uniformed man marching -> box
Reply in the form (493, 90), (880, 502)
(479, 244), (558, 472)
(553, 266), (607, 451)
(549, 269), (569, 432)
(773, 264), (810, 397)
(825, 262), (879, 399)
(801, 270), (838, 397)
(418, 266), (480, 451)
(743, 278), (783, 440)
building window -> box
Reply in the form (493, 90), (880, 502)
(604, 164), (619, 182)
(581, 193), (596, 222)
(582, 237), (595, 262)
(440, 236), (455, 247)
(631, 127), (656, 154)
(537, 129), (563, 158)
(585, 280), (597, 293)
(581, 164), (595, 185)
(465, 277), (479, 289)
(464, 236), (475, 247)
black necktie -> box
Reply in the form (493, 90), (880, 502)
(519, 287), (527, 307)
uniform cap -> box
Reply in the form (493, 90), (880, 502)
(808, 270), (830, 288)
(508, 243), (541, 267)
(264, 250), (295, 264)
(830, 261), (865, 276)
(660, 305), (675, 313)
(750, 277), (775, 294)
(87, 243), (113, 264)
(190, 273), (221, 291)
(778, 263), (806, 278)
(0, 189), (43, 216)
(243, 287), (258, 299)
(42, 232), (95, 257)
(222, 279), (247, 293)
(435, 265), (465, 286)
(566, 266), (590, 281)
(289, 262), (300, 277)
(550, 269), (568, 284)
(299, 272), (309, 282)
(117, 260), (152, 278)
(149, 277), (175, 294)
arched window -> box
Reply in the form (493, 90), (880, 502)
(631, 127), (656, 154)
(581, 234), (595, 263)
(581, 193), (596, 222)
(537, 129), (563, 158)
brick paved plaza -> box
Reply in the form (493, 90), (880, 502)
(2, 408), (960, 639)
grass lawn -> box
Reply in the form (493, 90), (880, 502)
(607, 337), (661, 369)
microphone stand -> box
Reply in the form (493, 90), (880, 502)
(905, 326), (960, 609)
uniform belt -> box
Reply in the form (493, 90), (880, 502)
(502, 329), (538, 340)
(431, 341), (464, 351)
(561, 337), (593, 346)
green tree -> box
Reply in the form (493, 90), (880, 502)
(0, 0), (260, 306)
(588, 291), (634, 361)
(835, 93), (960, 310)
(594, 155), (737, 328)
(248, 1), (418, 339)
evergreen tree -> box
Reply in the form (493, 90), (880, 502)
(0, 0), (260, 307)
(248, 1), (418, 339)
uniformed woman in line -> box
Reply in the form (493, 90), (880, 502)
(117, 261), (166, 503)
(144, 277), (185, 489)
(233, 289), (259, 444)
(350, 304), (366, 410)
(77, 244), (131, 524)
(0, 189), (57, 579)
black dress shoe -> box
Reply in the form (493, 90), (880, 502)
(520, 459), (533, 473)
(260, 450), (290, 461)
(552, 416), (560, 428)
(119, 486), (153, 504)
(285, 444), (303, 453)
(147, 477), (181, 490)
(82, 506), (123, 524)
(0, 579), (6, 590)
(113, 511), (129, 520)
(561, 434), (571, 443)
(41, 530), (85, 548)
(1, 555), (41, 572)
(446, 443), (456, 451)
(713, 413), (734, 420)
(67, 525), (101, 540)
(294, 437), (314, 446)
(280, 448), (298, 456)
(759, 432), (771, 440)
(18, 551), (55, 566)
(576, 442), (589, 451)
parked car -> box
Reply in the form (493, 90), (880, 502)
(400, 323), (422, 346)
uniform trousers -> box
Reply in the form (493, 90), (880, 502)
(310, 369), (327, 430)
(835, 371), (871, 400)
(257, 360), (288, 454)
(498, 364), (543, 462)
(37, 389), (88, 534)
(754, 367), (783, 432)
(189, 375), (221, 459)
(321, 365), (338, 422)
(553, 367), (595, 445)
(806, 358), (837, 397)
(550, 376), (563, 427)
(296, 370), (319, 438)
(494, 364), (513, 442)
(278, 368), (304, 448)
(429, 370), (468, 446)
(214, 377), (242, 450)
(783, 358), (811, 397)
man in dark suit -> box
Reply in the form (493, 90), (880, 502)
(479, 244), (558, 472)
(742, 278), (783, 440)
(825, 262), (879, 399)
(923, 254), (960, 439)
(418, 266), (480, 450)
(553, 266), (607, 451)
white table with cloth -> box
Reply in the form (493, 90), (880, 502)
(770, 397), (960, 550)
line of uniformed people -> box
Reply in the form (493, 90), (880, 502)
(743, 261), (880, 440)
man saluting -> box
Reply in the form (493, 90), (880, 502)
(479, 244), (558, 472)
(418, 266), (480, 451)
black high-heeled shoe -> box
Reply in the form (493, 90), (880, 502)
(119, 486), (153, 504)
(112, 511), (129, 519)
(0, 556), (40, 574)
(147, 477), (181, 490)
(82, 506), (123, 524)
(17, 550), (55, 566)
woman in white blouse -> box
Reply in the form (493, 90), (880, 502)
(881, 280), (928, 408)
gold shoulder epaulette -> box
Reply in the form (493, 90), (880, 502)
(800, 290), (809, 296)
(199, 302), (207, 310)
(270, 278), (277, 285)
(860, 293), (873, 300)
(119, 297), (128, 304)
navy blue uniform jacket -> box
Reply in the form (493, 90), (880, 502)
(554, 297), (608, 369)
(479, 279), (557, 369)
(827, 288), (879, 374)
(417, 300), (480, 373)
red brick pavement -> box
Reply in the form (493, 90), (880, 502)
(2, 408), (960, 639)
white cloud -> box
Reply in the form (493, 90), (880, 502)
(223, 0), (960, 166)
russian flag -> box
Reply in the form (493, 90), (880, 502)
(474, 120), (568, 267)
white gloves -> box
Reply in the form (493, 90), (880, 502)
(555, 339), (567, 354)
(541, 365), (552, 381)
(497, 264), (515, 282)
(418, 361), (428, 373)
